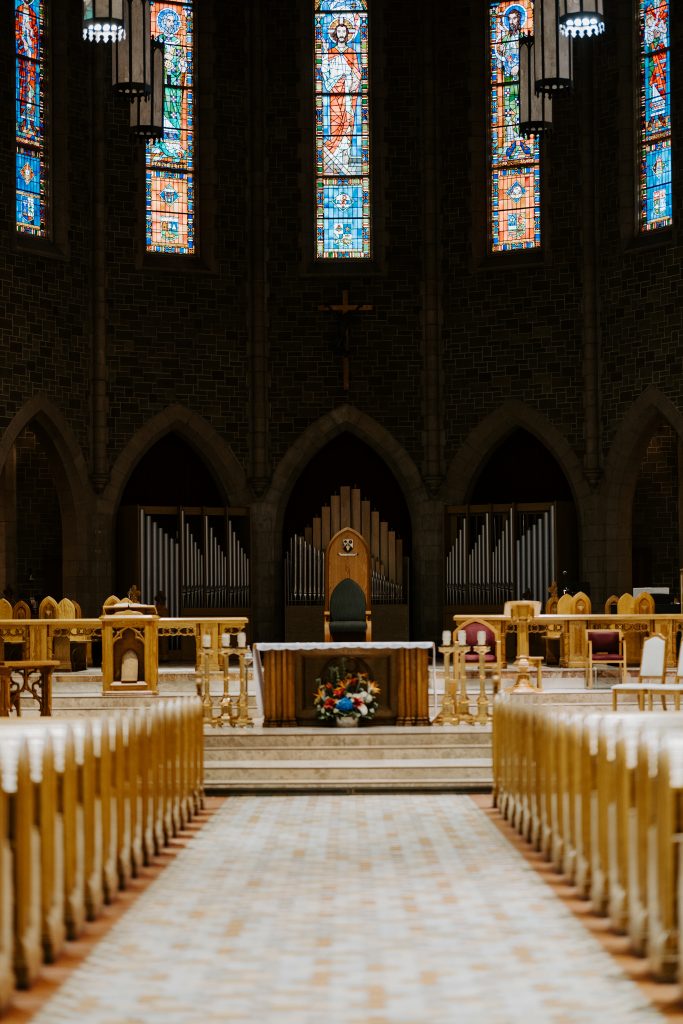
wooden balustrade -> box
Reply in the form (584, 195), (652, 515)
(0, 697), (203, 1012)
(493, 699), (683, 988)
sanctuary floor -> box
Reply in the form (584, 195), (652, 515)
(7, 794), (678, 1023)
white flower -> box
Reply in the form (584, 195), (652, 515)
(363, 691), (373, 703)
(359, 703), (368, 716)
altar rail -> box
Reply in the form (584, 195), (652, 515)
(0, 698), (203, 1010)
(453, 612), (683, 668)
(493, 698), (683, 985)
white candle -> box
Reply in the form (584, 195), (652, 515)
(457, 630), (467, 646)
(477, 630), (487, 646)
(221, 632), (230, 648)
(237, 631), (247, 648)
(442, 630), (452, 647)
(202, 634), (211, 649)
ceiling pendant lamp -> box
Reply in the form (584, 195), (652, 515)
(558, 0), (605, 39)
(112, 0), (152, 97)
(519, 37), (553, 138)
(535, 0), (573, 93)
(82, 0), (125, 43)
(130, 40), (165, 140)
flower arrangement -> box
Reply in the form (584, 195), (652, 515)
(313, 662), (380, 723)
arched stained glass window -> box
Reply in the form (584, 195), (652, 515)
(15, 0), (48, 237)
(146, 1), (194, 254)
(489, 1), (540, 251)
(315, 0), (370, 259)
(638, 0), (671, 231)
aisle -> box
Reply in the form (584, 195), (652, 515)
(29, 795), (663, 1024)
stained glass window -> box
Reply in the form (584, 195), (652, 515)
(638, 0), (671, 231)
(489, 2), (540, 252)
(146, 2), (194, 254)
(315, 0), (370, 259)
(15, 0), (48, 237)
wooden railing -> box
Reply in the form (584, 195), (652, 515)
(0, 697), (203, 1009)
(493, 697), (683, 983)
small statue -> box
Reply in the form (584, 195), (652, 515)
(127, 583), (141, 603)
(548, 580), (558, 601)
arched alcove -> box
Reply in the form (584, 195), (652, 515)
(282, 433), (413, 641)
(631, 420), (680, 601)
(116, 433), (249, 620)
(11, 425), (63, 604)
(447, 428), (579, 612)
(468, 429), (574, 503)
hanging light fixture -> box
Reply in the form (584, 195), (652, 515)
(558, 0), (605, 39)
(535, 0), (573, 93)
(519, 37), (553, 137)
(112, 0), (152, 97)
(82, 0), (125, 43)
(130, 40), (165, 139)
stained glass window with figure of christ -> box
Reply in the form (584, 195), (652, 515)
(489, 1), (540, 252)
(15, 0), (48, 237)
(146, 1), (195, 254)
(638, 0), (672, 231)
(315, 0), (370, 259)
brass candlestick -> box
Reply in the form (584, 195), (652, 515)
(473, 643), (490, 725)
(218, 648), (234, 728)
(434, 644), (459, 726)
(234, 647), (253, 728)
(456, 644), (473, 723)
(199, 647), (214, 725)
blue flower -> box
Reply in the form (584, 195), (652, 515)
(336, 697), (355, 713)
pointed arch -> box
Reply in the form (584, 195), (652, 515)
(267, 405), (428, 528)
(0, 395), (91, 518)
(602, 386), (683, 522)
(103, 405), (251, 512)
(0, 396), (93, 600)
(443, 400), (590, 513)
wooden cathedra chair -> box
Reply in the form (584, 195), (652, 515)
(324, 527), (372, 642)
(612, 633), (667, 710)
(585, 629), (626, 688)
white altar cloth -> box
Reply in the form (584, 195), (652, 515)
(253, 642), (437, 719)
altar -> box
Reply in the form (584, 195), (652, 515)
(253, 642), (435, 727)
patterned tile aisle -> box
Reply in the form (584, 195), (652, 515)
(31, 795), (664, 1024)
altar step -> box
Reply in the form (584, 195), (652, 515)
(203, 726), (493, 792)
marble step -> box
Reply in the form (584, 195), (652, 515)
(203, 725), (490, 747)
(204, 742), (492, 762)
(203, 757), (492, 791)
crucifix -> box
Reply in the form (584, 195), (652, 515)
(318, 288), (374, 391)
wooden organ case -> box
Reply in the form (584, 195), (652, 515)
(284, 485), (409, 641)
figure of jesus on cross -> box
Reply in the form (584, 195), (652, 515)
(318, 288), (374, 391)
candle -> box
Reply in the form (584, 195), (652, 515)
(237, 631), (247, 648)
(457, 630), (467, 646)
(477, 630), (487, 646)
(221, 632), (230, 648)
(202, 634), (211, 649)
(442, 630), (452, 647)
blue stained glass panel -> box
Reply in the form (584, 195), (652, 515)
(315, 0), (370, 259)
(639, 0), (672, 230)
(15, 0), (47, 236)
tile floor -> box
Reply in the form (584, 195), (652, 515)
(28, 794), (665, 1024)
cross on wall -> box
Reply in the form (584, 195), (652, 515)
(318, 288), (374, 391)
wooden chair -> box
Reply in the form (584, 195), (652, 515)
(585, 629), (627, 688)
(323, 528), (372, 642)
(612, 633), (667, 710)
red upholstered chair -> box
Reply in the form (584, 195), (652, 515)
(585, 629), (626, 688)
